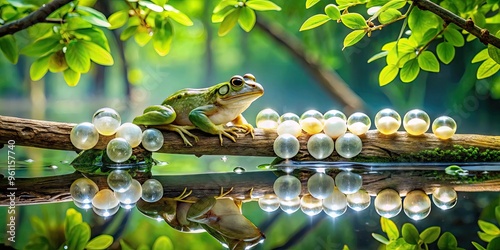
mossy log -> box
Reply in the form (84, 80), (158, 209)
(1, 115), (500, 162)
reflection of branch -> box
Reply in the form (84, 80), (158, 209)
(255, 18), (365, 113)
(0, 0), (73, 37)
(413, 0), (500, 48)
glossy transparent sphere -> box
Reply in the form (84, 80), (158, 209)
(403, 190), (431, 220)
(307, 172), (335, 199)
(300, 194), (323, 216)
(323, 188), (347, 218)
(120, 202), (136, 210)
(141, 179), (164, 202)
(92, 189), (119, 210)
(432, 116), (457, 140)
(277, 120), (302, 137)
(347, 112), (371, 135)
(70, 178), (99, 203)
(323, 117), (347, 139)
(323, 110), (346, 121)
(92, 107), (121, 136)
(106, 138), (133, 163)
(375, 109), (401, 135)
(73, 200), (92, 210)
(115, 122), (143, 148)
(374, 189), (402, 218)
(256, 108), (280, 129)
(107, 169), (132, 193)
(335, 133), (362, 159)
(273, 134), (300, 159)
(432, 187), (457, 210)
(233, 166), (246, 174)
(279, 112), (300, 123)
(70, 122), (99, 150)
(347, 189), (371, 211)
(141, 128), (164, 151)
(93, 205), (119, 217)
(259, 194), (280, 212)
(335, 171), (363, 194)
(115, 179), (142, 204)
(300, 110), (325, 135)
(307, 134), (334, 160)
(403, 109), (430, 136)
(273, 175), (302, 200)
(280, 196), (301, 214)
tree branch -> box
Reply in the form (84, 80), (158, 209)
(0, 0), (73, 37)
(413, 0), (500, 48)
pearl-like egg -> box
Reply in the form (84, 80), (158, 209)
(92, 107), (121, 136)
(307, 133), (334, 160)
(374, 189), (402, 218)
(432, 116), (457, 140)
(277, 120), (302, 137)
(279, 113), (300, 123)
(347, 112), (371, 135)
(403, 109), (430, 136)
(273, 175), (302, 200)
(115, 122), (143, 148)
(323, 117), (347, 139)
(70, 122), (99, 150)
(300, 110), (324, 135)
(106, 138), (133, 163)
(141, 179), (164, 203)
(403, 190), (431, 220)
(141, 128), (164, 152)
(273, 134), (300, 159)
(256, 108), (280, 129)
(375, 109), (401, 135)
(323, 110), (346, 121)
(335, 133), (362, 158)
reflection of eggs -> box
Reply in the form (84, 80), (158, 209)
(432, 187), (457, 210)
(300, 194), (323, 216)
(347, 189), (371, 211)
(335, 171), (363, 194)
(403, 190), (431, 220)
(273, 175), (301, 200)
(258, 194), (280, 212)
(70, 178), (99, 203)
(280, 196), (301, 214)
(115, 179), (142, 204)
(141, 179), (164, 203)
(374, 189), (402, 218)
(323, 188), (347, 218)
(92, 189), (119, 210)
(307, 172), (335, 199)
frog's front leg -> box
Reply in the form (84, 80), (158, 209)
(189, 105), (241, 145)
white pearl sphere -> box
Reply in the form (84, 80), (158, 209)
(141, 179), (164, 202)
(93, 205), (119, 217)
(273, 134), (300, 159)
(323, 117), (347, 139)
(92, 189), (120, 209)
(70, 122), (99, 150)
(323, 110), (346, 121)
(92, 107), (121, 136)
(432, 116), (457, 140)
(403, 190), (431, 220)
(335, 171), (363, 194)
(280, 196), (301, 214)
(115, 122), (143, 148)
(106, 138), (133, 163)
(70, 178), (99, 203)
(307, 134), (334, 160)
(307, 172), (335, 199)
(273, 175), (302, 200)
(277, 120), (302, 137)
(347, 112), (371, 135)
(115, 179), (142, 204)
(374, 189), (402, 218)
(403, 109), (430, 136)
(323, 188), (348, 217)
(107, 170), (132, 193)
(141, 128), (164, 151)
(375, 109), (401, 135)
(432, 187), (457, 210)
(347, 189), (371, 211)
(300, 194), (323, 216)
(256, 108), (280, 129)
(259, 194), (280, 212)
(335, 133), (362, 158)
(279, 113), (300, 123)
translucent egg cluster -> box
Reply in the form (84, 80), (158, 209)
(432, 187), (457, 210)
(259, 194), (280, 212)
(273, 175), (302, 200)
(323, 188), (348, 217)
(70, 122), (100, 150)
(256, 108), (280, 129)
(375, 109), (401, 135)
(347, 112), (371, 135)
(93, 108), (121, 136)
(403, 190), (431, 220)
(280, 196), (301, 214)
(403, 109), (430, 136)
(374, 189), (402, 218)
(432, 116), (457, 140)
(300, 110), (324, 135)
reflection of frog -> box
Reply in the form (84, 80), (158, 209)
(137, 189), (265, 250)
(133, 74), (264, 146)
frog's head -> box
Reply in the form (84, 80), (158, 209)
(215, 73), (264, 107)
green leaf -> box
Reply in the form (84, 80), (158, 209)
(479, 231), (498, 242)
(488, 237), (500, 250)
(495, 206), (500, 226)
(48, 51), (69, 72)
(86, 235), (113, 250)
(65, 41), (91, 73)
(400, 58), (420, 83)
(63, 68), (81, 87)
(138, 0), (163, 12)
(64, 208), (83, 238)
(488, 44), (500, 64)
(379, 64), (399, 86)
(152, 0), (167, 6)
(238, 7), (256, 32)
(80, 41), (114, 65)
(73, 28), (111, 51)
(21, 37), (61, 57)
(134, 30), (153, 46)
(30, 55), (50, 81)
(372, 233), (390, 245)
(246, 0), (281, 11)
(437, 42), (455, 64)
(340, 13), (368, 29)
(77, 6), (111, 27)
(325, 4), (340, 20)
(408, 7), (440, 41)
(477, 59), (500, 79)
(438, 232), (458, 250)
(213, 0), (238, 13)
(108, 10), (129, 29)
(472, 241), (487, 250)
(25, 235), (51, 250)
(152, 236), (174, 250)
(153, 19), (173, 56)
(164, 5), (194, 26)
(419, 28), (439, 46)
(367, 51), (388, 63)
(444, 28), (465, 47)
(218, 8), (240, 36)
(402, 223), (420, 245)
(420, 226), (441, 244)
(66, 16), (93, 30)
(387, 238), (415, 250)
(120, 25), (138, 41)
(300, 14), (331, 31)
(67, 223), (91, 250)
(472, 48), (489, 63)
(343, 30), (366, 49)
(381, 217), (400, 240)
(379, 8), (402, 24)
(479, 220), (500, 235)
(0, 35), (18, 63)
(31, 216), (48, 238)
(306, 0), (320, 9)
(418, 51), (440, 72)
(212, 6), (236, 23)
(120, 239), (134, 250)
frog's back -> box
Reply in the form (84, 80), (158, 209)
(161, 87), (215, 125)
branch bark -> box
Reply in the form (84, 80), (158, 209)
(0, 0), (73, 37)
(413, 0), (500, 48)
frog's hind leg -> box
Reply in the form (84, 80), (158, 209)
(174, 188), (195, 203)
(216, 187), (234, 199)
(155, 124), (198, 146)
(229, 114), (255, 138)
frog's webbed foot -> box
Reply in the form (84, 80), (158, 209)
(174, 188), (195, 203)
(232, 123), (255, 138)
(216, 187), (234, 199)
(215, 125), (242, 145)
(155, 124), (198, 146)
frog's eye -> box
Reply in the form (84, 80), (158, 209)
(243, 73), (256, 81)
(230, 76), (244, 87)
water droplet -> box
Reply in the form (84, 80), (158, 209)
(221, 156), (228, 162)
(24, 159), (34, 163)
(50, 165), (58, 169)
(233, 167), (245, 174)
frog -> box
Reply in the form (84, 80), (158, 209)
(133, 73), (264, 146)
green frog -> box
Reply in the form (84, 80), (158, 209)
(133, 73), (264, 146)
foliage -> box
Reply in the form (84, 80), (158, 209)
(70, 148), (154, 174)
(25, 208), (113, 250)
(372, 217), (464, 250)
(473, 205), (500, 250)
(120, 236), (174, 250)
(300, 0), (500, 86)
